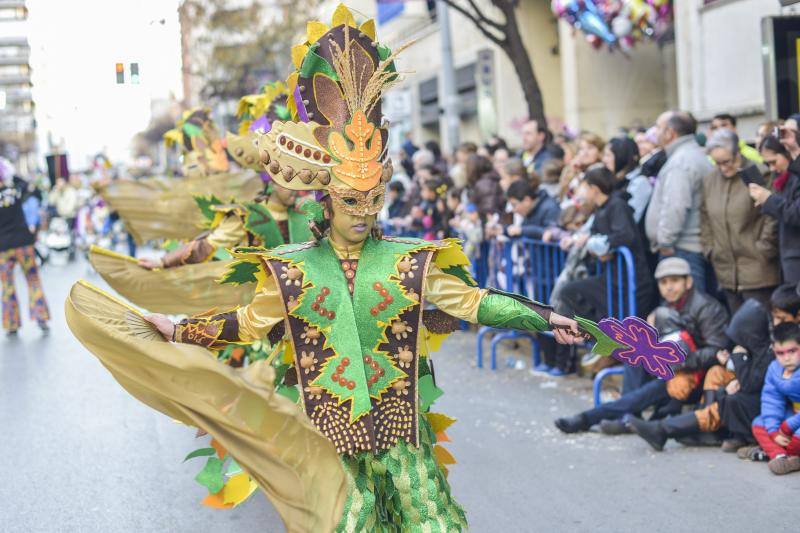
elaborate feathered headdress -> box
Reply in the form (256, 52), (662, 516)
(256, 4), (409, 214)
(164, 107), (229, 178)
(227, 81), (291, 172)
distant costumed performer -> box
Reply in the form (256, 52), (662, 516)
(90, 83), (322, 316)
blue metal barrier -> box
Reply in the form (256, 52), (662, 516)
(476, 238), (639, 391)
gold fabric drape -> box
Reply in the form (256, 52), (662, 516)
(98, 172), (263, 243)
(65, 281), (346, 533)
(89, 246), (255, 315)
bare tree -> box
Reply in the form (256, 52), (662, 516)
(197, 0), (317, 101)
(441, 0), (547, 127)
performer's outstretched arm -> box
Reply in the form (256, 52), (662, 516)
(146, 273), (283, 347)
(139, 214), (245, 269)
(424, 262), (583, 345)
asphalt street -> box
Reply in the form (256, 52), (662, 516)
(0, 256), (796, 533)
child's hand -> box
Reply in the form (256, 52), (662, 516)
(506, 225), (521, 237)
(725, 379), (740, 395)
(774, 433), (791, 447)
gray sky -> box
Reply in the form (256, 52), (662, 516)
(28, 0), (183, 167)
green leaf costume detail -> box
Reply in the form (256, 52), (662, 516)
(194, 456), (225, 494)
(575, 316), (626, 356)
(441, 265), (477, 288)
(299, 43), (339, 80)
(183, 447), (216, 462)
(244, 202), (285, 248)
(273, 237), (444, 422)
(476, 293), (549, 332)
(194, 194), (223, 223)
(219, 260), (260, 286)
(418, 374), (443, 411)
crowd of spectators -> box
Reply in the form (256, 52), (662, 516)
(382, 110), (800, 476)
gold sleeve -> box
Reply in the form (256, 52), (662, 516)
(236, 273), (285, 342)
(424, 262), (487, 323)
(206, 214), (247, 249)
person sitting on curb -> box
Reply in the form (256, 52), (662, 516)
(628, 284), (800, 454)
(553, 257), (729, 434)
(750, 321), (800, 475)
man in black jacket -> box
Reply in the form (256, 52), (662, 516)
(628, 284), (800, 453)
(554, 256), (729, 433)
(504, 179), (560, 240)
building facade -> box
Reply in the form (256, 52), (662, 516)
(0, 0), (34, 174)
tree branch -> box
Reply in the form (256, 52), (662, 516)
(442, 0), (507, 47)
(466, 0), (505, 31)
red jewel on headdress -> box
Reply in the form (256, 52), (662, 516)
(286, 140), (294, 149)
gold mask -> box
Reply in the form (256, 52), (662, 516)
(329, 184), (385, 216)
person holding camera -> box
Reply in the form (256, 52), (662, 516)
(750, 128), (800, 285)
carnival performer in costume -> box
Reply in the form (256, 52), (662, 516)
(67, 6), (683, 531)
(91, 84), (321, 316)
(141, 8), (585, 530)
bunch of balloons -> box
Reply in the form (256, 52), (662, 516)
(552, 0), (672, 50)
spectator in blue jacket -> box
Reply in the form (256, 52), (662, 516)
(751, 321), (800, 475)
(505, 179), (560, 240)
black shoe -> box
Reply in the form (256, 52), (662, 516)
(628, 416), (668, 451)
(6, 329), (19, 337)
(554, 414), (590, 434)
(38, 321), (50, 335)
(630, 412), (700, 452)
(676, 432), (723, 447)
(599, 419), (632, 435)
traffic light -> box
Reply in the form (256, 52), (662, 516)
(115, 62), (124, 84)
(130, 62), (140, 84)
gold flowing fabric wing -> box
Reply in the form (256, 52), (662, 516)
(65, 281), (347, 533)
(98, 172), (263, 243)
(89, 246), (254, 315)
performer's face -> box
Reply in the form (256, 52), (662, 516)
(271, 183), (298, 207)
(326, 198), (376, 247)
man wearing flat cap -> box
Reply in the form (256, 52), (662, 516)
(554, 257), (730, 435)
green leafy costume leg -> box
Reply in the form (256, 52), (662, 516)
(336, 417), (467, 533)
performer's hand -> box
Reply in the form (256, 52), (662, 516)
(145, 314), (176, 341)
(138, 258), (162, 270)
(549, 313), (583, 345)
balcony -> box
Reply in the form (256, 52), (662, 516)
(0, 75), (30, 87)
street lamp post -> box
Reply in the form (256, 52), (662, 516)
(436, 0), (460, 154)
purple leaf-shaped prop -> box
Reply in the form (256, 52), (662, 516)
(597, 316), (686, 380)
